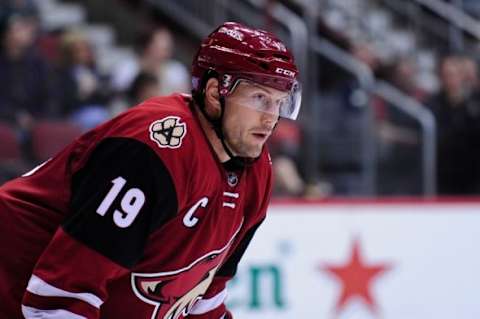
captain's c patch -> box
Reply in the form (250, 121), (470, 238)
(149, 116), (187, 149)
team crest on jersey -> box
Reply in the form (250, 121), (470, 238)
(132, 252), (221, 319)
(131, 220), (244, 319)
(150, 116), (187, 149)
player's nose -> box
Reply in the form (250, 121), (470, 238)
(261, 112), (277, 130)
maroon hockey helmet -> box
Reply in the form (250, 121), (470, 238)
(192, 22), (302, 120)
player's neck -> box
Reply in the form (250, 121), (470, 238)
(193, 103), (231, 163)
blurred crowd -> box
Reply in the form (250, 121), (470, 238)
(0, 0), (190, 182)
(271, 42), (480, 196)
(1, 0), (480, 198)
(267, 0), (480, 197)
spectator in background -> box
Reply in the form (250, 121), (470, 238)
(127, 71), (160, 105)
(0, 9), (55, 129)
(110, 71), (160, 116)
(0, 0), (38, 19)
(314, 16), (380, 195)
(459, 55), (479, 94)
(375, 56), (427, 195)
(54, 30), (111, 131)
(317, 19), (381, 90)
(111, 25), (189, 96)
(268, 120), (331, 198)
(268, 120), (305, 196)
(427, 54), (480, 195)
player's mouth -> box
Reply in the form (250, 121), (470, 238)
(251, 131), (270, 141)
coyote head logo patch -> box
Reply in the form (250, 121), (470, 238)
(150, 116), (187, 149)
(132, 256), (221, 319)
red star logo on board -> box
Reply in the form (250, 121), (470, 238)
(320, 238), (392, 316)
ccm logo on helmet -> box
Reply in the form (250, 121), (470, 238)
(275, 67), (295, 78)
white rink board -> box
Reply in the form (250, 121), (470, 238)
(227, 202), (480, 319)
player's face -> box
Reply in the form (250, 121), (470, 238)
(222, 80), (287, 158)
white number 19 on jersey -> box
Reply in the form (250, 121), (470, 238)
(96, 177), (146, 228)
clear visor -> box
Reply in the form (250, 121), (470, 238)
(225, 78), (302, 120)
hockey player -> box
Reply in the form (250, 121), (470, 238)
(0, 21), (301, 318)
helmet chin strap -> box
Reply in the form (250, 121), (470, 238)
(193, 89), (256, 169)
(214, 96), (253, 168)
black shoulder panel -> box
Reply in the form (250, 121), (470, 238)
(63, 137), (178, 268)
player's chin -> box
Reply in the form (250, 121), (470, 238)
(242, 143), (263, 158)
(233, 138), (264, 158)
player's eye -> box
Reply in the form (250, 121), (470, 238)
(252, 92), (267, 102)
(250, 92), (270, 109)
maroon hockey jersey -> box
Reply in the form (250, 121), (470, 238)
(0, 94), (272, 319)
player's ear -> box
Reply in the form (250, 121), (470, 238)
(204, 78), (222, 119)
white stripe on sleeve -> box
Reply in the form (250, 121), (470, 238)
(26, 274), (103, 309)
(22, 305), (87, 319)
(189, 288), (227, 315)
